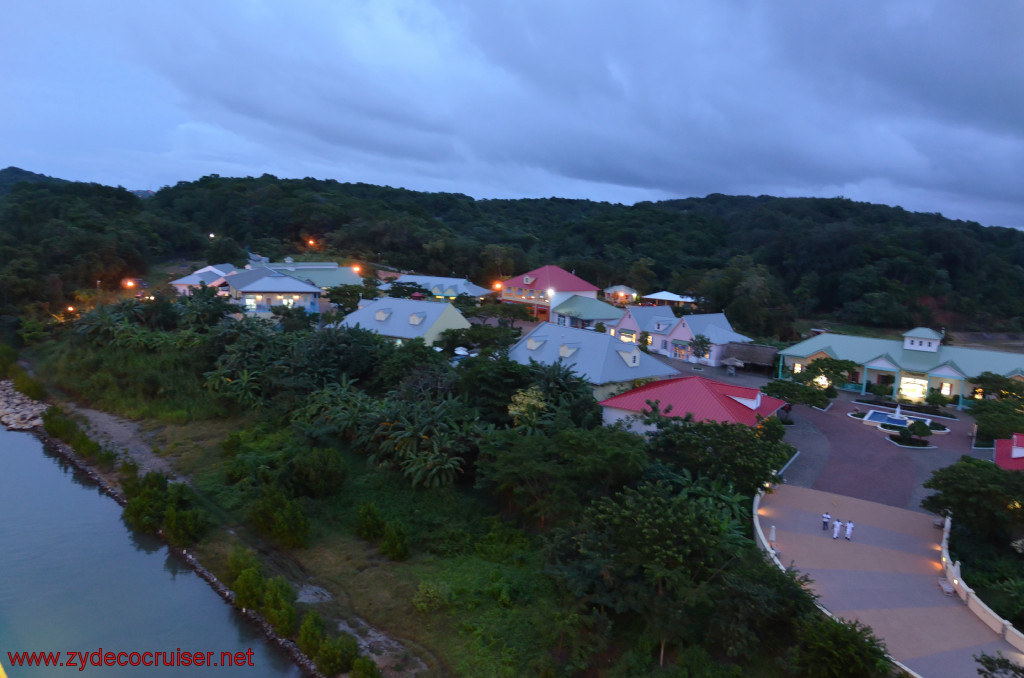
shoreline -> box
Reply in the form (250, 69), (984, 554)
(0, 381), (322, 678)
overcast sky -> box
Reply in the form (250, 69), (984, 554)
(2, 1), (1022, 228)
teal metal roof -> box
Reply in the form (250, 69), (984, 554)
(903, 327), (943, 340)
(553, 294), (625, 321)
(780, 332), (1024, 379)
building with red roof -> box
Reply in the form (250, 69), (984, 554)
(498, 265), (599, 321)
(995, 433), (1024, 472)
(599, 375), (786, 433)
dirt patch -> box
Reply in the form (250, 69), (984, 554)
(61, 402), (180, 479)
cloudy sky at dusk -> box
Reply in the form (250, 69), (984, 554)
(2, 1), (1022, 228)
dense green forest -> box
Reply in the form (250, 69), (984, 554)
(4, 166), (1024, 340)
(11, 291), (898, 677)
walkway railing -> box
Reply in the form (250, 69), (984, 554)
(939, 517), (1024, 652)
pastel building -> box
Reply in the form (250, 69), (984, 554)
(599, 375), (786, 434)
(499, 265), (600, 322)
(338, 297), (470, 346)
(778, 327), (1024, 408)
(608, 308), (752, 367)
(508, 323), (679, 399)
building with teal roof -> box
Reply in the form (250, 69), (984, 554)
(779, 327), (1024, 407)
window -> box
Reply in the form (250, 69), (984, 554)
(940, 382), (953, 396)
(609, 329), (615, 337)
(244, 297), (257, 310)
(793, 363), (803, 374)
(928, 341), (933, 347)
(661, 340), (667, 349)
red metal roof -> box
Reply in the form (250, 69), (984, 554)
(598, 375), (785, 426)
(995, 435), (1024, 472)
(503, 265), (599, 293)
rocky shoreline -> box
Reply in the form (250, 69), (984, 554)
(0, 379), (47, 429)
(0, 383), (323, 678)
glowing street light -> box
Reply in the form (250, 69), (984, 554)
(209, 233), (215, 239)
(352, 265), (361, 274)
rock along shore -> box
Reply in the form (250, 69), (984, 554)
(0, 379), (47, 429)
(0, 381), (323, 678)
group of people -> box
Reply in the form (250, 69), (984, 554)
(821, 512), (855, 540)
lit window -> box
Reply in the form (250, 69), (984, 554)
(647, 335), (653, 345)
(244, 297), (257, 310)
(610, 329), (615, 337)
(940, 382), (952, 396)
(793, 363), (803, 374)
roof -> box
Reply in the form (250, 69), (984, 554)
(503, 265), (599, 293)
(508, 323), (679, 385)
(339, 297), (469, 340)
(221, 267), (322, 294)
(621, 305), (678, 333)
(170, 270), (225, 287)
(643, 290), (696, 303)
(604, 284), (637, 295)
(170, 263), (238, 287)
(995, 435), (1024, 472)
(904, 327), (944, 340)
(682, 313), (752, 345)
(552, 295), (625, 321)
(267, 262), (362, 289)
(599, 375), (786, 426)
(379, 274), (493, 298)
(779, 330), (1024, 380)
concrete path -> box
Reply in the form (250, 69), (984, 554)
(758, 485), (1023, 677)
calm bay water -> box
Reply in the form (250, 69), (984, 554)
(0, 427), (302, 677)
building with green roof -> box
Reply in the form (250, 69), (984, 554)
(778, 327), (1024, 407)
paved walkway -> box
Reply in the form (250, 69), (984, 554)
(758, 485), (1023, 677)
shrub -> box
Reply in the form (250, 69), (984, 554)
(261, 576), (297, 636)
(249, 486), (310, 549)
(381, 521), (410, 561)
(226, 546), (261, 583)
(357, 502), (386, 541)
(0, 343), (16, 377)
(233, 567), (265, 610)
(11, 365), (46, 401)
(315, 634), (359, 675)
(412, 582), (449, 613)
(350, 656), (383, 678)
(792, 617), (892, 678)
(297, 611), (326, 658)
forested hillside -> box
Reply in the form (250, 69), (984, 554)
(3, 168), (1024, 335)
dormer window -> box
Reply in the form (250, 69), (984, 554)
(375, 309), (392, 322)
(560, 343), (579, 358)
(527, 337), (546, 350)
(523, 276), (535, 284)
(409, 312), (426, 325)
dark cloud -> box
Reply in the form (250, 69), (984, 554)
(1, 1), (1021, 227)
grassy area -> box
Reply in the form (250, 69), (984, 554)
(176, 430), (559, 676)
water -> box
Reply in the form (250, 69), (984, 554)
(0, 427), (303, 677)
(864, 410), (930, 427)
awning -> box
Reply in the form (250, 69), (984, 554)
(671, 339), (690, 346)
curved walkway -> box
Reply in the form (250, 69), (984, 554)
(758, 485), (1023, 677)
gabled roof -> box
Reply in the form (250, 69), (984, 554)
(170, 270), (225, 287)
(604, 284), (637, 295)
(904, 327), (944, 340)
(781, 330), (1024, 379)
(643, 290), (696, 303)
(599, 375), (785, 426)
(170, 263), (238, 287)
(503, 265), (599, 293)
(682, 313), (752, 345)
(379, 274), (493, 298)
(508, 323), (678, 385)
(339, 297), (469, 340)
(552, 295), (625, 321)
(267, 262), (361, 289)
(621, 305), (678, 333)
(222, 267), (322, 294)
